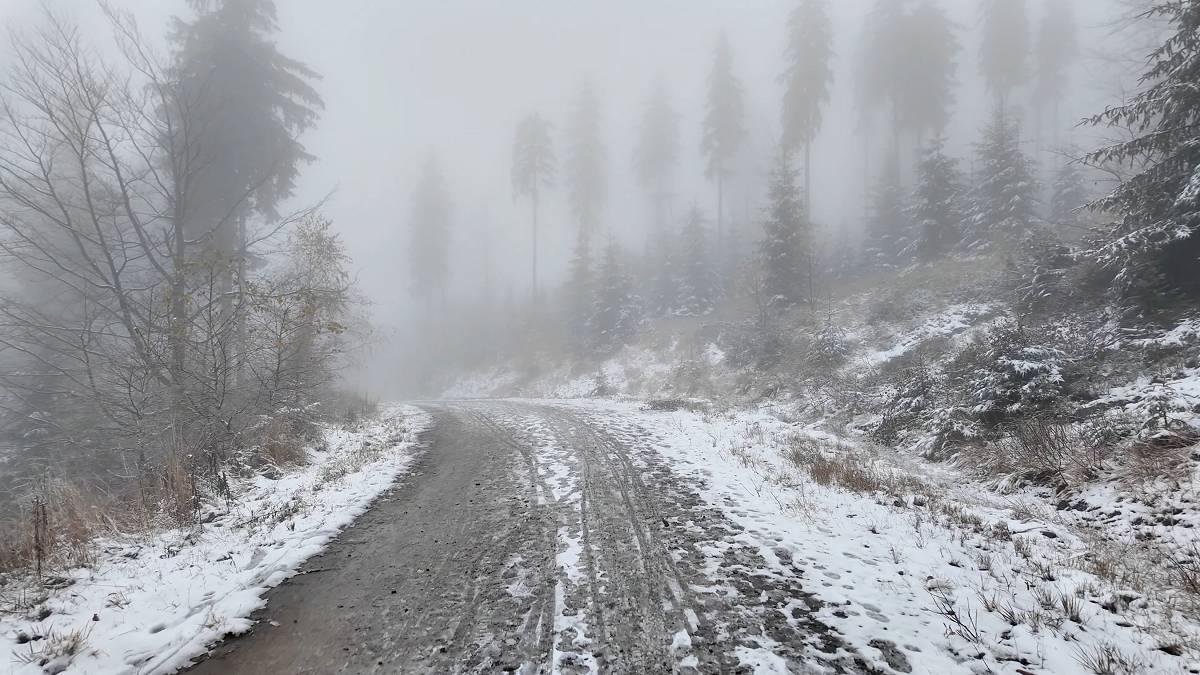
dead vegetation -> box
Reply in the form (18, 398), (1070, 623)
(784, 435), (927, 498)
(11, 624), (93, 672)
(0, 406), (382, 579)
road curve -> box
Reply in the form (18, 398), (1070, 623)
(184, 401), (865, 674)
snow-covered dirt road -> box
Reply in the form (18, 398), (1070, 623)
(179, 399), (1196, 675)
(184, 401), (869, 674)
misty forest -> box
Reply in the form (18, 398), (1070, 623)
(1, 0), (1200, 673)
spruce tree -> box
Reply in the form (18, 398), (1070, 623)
(855, 0), (910, 135)
(676, 207), (718, 317)
(634, 77), (681, 239)
(760, 151), (810, 308)
(1049, 160), (1088, 230)
(170, 0), (319, 292)
(909, 137), (965, 261)
(899, 0), (960, 144)
(702, 31), (746, 247)
(566, 82), (607, 236)
(780, 0), (833, 212)
(865, 151), (912, 265)
(171, 0), (322, 227)
(1085, 1), (1200, 301)
(565, 231), (594, 355)
(649, 226), (679, 316)
(512, 113), (556, 300)
(170, 0), (322, 367)
(979, 0), (1030, 109)
(408, 158), (452, 306)
(591, 241), (643, 353)
(966, 107), (1039, 248)
(1033, 0), (1078, 146)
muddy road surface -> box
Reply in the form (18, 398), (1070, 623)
(186, 401), (865, 674)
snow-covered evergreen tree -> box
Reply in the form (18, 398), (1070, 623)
(909, 137), (965, 261)
(808, 314), (850, 370)
(648, 227), (679, 317)
(1049, 159), (1088, 230)
(966, 107), (1039, 248)
(865, 151), (911, 265)
(590, 241), (643, 353)
(759, 151), (810, 308)
(676, 207), (718, 316)
(965, 321), (1067, 429)
(1008, 228), (1075, 316)
(1085, 0), (1200, 302)
(565, 232), (594, 355)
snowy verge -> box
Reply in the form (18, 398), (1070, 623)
(556, 400), (1200, 675)
(0, 404), (431, 675)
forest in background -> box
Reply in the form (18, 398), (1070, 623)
(0, 0), (366, 559)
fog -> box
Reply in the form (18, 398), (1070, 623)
(7, 3), (1200, 668)
(0, 0), (1143, 401)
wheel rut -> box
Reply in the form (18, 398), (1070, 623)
(183, 401), (867, 674)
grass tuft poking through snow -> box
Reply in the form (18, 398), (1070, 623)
(0, 405), (430, 675)
(556, 400), (1200, 675)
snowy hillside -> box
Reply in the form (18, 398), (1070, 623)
(0, 407), (430, 675)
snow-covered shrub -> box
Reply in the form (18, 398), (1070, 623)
(1140, 379), (1195, 436)
(251, 409), (320, 470)
(1007, 230), (1079, 317)
(760, 328), (800, 372)
(590, 369), (616, 397)
(713, 321), (766, 370)
(1126, 378), (1200, 464)
(873, 363), (938, 446)
(955, 321), (1070, 430)
(919, 405), (984, 460)
(670, 356), (713, 398)
(991, 419), (1108, 485)
(808, 320), (850, 370)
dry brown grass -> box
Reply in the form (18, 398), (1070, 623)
(969, 418), (1111, 486)
(257, 416), (313, 468)
(785, 436), (926, 497)
(1126, 436), (1195, 483)
(0, 408), (362, 586)
(1073, 642), (1143, 675)
(0, 479), (107, 576)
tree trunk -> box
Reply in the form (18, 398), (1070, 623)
(1051, 98), (1061, 149)
(804, 141), (813, 218)
(716, 167), (724, 250)
(234, 213), (248, 385)
(169, 210), (189, 449)
(531, 193), (539, 303)
(862, 129), (872, 227)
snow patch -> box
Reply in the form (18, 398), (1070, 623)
(0, 406), (430, 675)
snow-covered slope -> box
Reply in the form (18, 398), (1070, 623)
(564, 399), (1200, 674)
(0, 406), (430, 675)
